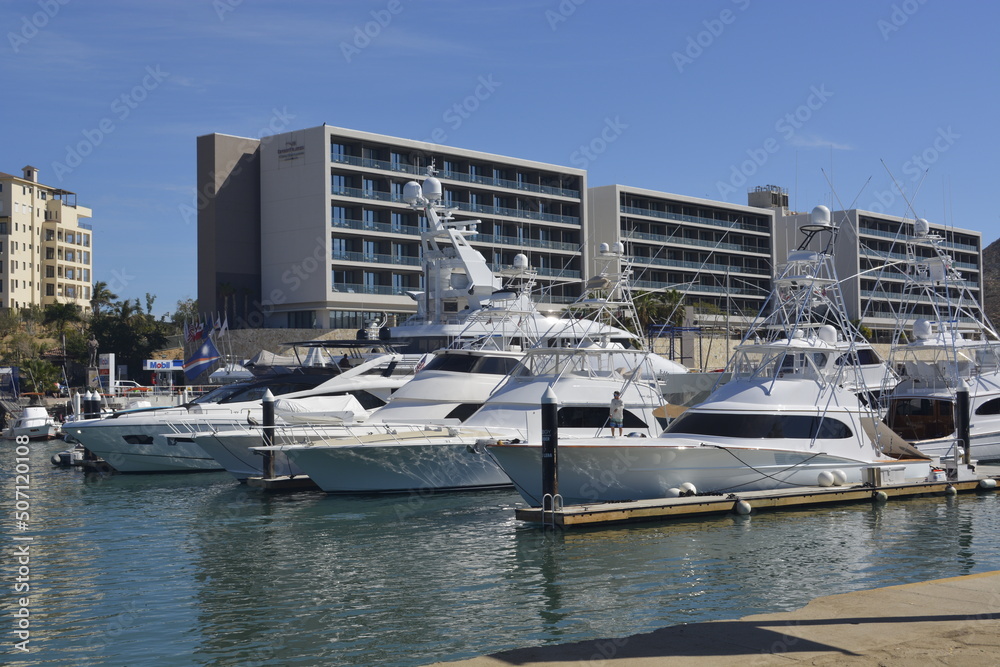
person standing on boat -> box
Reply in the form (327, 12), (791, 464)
(609, 391), (624, 437)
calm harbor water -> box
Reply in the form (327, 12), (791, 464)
(4, 438), (1000, 666)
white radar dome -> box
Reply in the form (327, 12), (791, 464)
(914, 218), (930, 236)
(818, 324), (837, 344)
(513, 253), (529, 269)
(810, 205), (832, 227)
(913, 318), (933, 340)
(422, 177), (443, 202)
(402, 181), (423, 205)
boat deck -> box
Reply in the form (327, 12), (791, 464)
(516, 464), (1000, 528)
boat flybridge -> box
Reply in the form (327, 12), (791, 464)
(258, 242), (684, 493)
(488, 206), (939, 506)
(883, 218), (1000, 461)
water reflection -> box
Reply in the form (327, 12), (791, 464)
(4, 439), (1000, 667)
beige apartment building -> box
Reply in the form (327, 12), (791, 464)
(0, 166), (94, 312)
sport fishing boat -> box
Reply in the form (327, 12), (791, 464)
(883, 219), (1000, 461)
(266, 242), (680, 493)
(488, 206), (937, 506)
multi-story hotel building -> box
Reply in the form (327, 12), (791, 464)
(589, 184), (775, 326)
(0, 166), (94, 312)
(197, 124), (987, 345)
(198, 125), (588, 328)
(771, 203), (983, 341)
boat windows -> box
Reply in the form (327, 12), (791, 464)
(191, 375), (330, 405)
(975, 397), (1000, 416)
(885, 397), (955, 441)
(350, 390), (387, 411)
(421, 353), (519, 375)
(422, 354), (479, 374)
(558, 406), (647, 429)
(445, 403), (483, 422)
(665, 412), (853, 439)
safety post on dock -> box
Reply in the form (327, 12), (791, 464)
(540, 387), (561, 519)
(261, 389), (275, 479)
(957, 380), (971, 465)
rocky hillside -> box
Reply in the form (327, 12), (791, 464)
(985, 237), (1000, 327)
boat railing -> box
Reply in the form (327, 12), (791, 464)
(263, 421), (521, 449)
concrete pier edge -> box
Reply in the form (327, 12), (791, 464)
(427, 570), (1000, 666)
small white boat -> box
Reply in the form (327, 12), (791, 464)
(5, 406), (58, 440)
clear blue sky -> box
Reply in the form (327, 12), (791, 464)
(3, 0), (996, 317)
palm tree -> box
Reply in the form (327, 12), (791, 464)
(634, 289), (685, 335)
(91, 281), (118, 315)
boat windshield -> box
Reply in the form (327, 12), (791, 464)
(190, 375), (330, 405)
(421, 353), (521, 375)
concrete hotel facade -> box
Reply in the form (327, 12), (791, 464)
(198, 125), (588, 329)
(0, 166), (94, 312)
(589, 184), (774, 327)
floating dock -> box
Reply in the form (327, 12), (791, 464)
(516, 464), (1000, 527)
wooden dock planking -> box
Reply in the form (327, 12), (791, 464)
(516, 466), (1000, 527)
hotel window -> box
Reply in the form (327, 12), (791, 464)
(67, 233), (74, 243)
(66, 250), (75, 262)
(45, 266), (53, 278)
(85, 286), (90, 298)
(391, 212), (403, 232)
(332, 173), (346, 193)
(83, 269), (90, 282)
(66, 286), (76, 298)
(0, 281), (4, 292)
(66, 268), (75, 280)
(83, 234), (89, 247)
(331, 142), (346, 161)
(331, 206), (347, 224)
(363, 209), (376, 228)
(82, 251), (90, 264)
(0, 223), (5, 234)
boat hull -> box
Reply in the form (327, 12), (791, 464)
(195, 430), (307, 481)
(62, 418), (233, 473)
(284, 437), (512, 493)
(488, 441), (933, 506)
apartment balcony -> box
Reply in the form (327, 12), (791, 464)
(620, 205), (770, 234)
(331, 185), (579, 225)
(331, 217), (580, 252)
(626, 228), (769, 255)
(330, 153), (580, 199)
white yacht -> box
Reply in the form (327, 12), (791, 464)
(883, 219), (1000, 461)
(61, 352), (417, 473)
(264, 243), (680, 493)
(488, 206), (937, 506)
